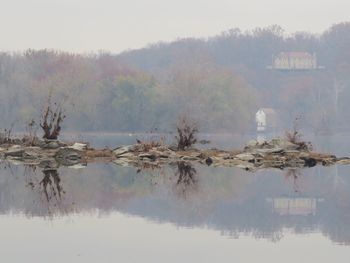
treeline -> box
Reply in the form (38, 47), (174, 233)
(0, 50), (256, 133)
(119, 22), (350, 133)
(1, 22), (350, 133)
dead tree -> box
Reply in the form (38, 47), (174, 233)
(285, 116), (313, 151)
(0, 123), (14, 145)
(175, 115), (199, 150)
(40, 95), (66, 140)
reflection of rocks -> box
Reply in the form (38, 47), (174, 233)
(0, 141), (85, 168)
(55, 148), (82, 166)
(0, 161), (350, 245)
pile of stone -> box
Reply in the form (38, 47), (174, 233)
(112, 138), (348, 171)
(0, 137), (349, 171)
(0, 140), (87, 168)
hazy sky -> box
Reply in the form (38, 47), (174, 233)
(0, 0), (349, 53)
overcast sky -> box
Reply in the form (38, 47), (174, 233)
(0, 0), (349, 53)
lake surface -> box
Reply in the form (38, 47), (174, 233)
(1, 134), (350, 262)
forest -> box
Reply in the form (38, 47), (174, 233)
(1, 22), (350, 134)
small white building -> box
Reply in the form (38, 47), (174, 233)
(255, 108), (278, 133)
(256, 109), (266, 132)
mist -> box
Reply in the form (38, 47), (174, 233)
(0, 22), (349, 134)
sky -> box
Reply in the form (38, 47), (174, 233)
(0, 0), (349, 54)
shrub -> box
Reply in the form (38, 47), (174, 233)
(175, 115), (199, 150)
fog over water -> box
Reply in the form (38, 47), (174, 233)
(1, 1), (350, 262)
(1, 135), (350, 262)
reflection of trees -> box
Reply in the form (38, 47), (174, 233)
(3, 162), (350, 245)
(25, 167), (70, 217)
(40, 169), (64, 203)
(284, 169), (302, 193)
(173, 162), (198, 198)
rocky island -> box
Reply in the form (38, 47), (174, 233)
(1, 136), (349, 171)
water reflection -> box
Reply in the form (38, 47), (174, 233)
(0, 160), (350, 245)
(174, 162), (198, 198)
(40, 169), (64, 203)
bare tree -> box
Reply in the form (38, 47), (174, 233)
(285, 116), (313, 151)
(40, 94), (66, 140)
(0, 123), (15, 145)
(175, 115), (199, 150)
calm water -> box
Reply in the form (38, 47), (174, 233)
(1, 134), (350, 262)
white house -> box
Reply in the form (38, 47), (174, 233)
(256, 109), (266, 132)
(272, 52), (317, 70)
(255, 108), (278, 133)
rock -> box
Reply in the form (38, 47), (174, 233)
(205, 157), (213, 166)
(245, 139), (259, 149)
(300, 157), (317, 167)
(116, 152), (135, 159)
(235, 153), (256, 162)
(69, 142), (87, 151)
(68, 163), (87, 169)
(55, 148), (82, 165)
(22, 151), (41, 159)
(138, 153), (157, 161)
(284, 150), (300, 154)
(227, 159), (256, 171)
(4, 149), (25, 158)
(336, 157), (350, 165)
(9, 145), (21, 149)
(43, 141), (60, 149)
(181, 155), (200, 161)
(270, 138), (299, 151)
(255, 147), (284, 154)
(168, 145), (178, 151)
(35, 140), (48, 148)
(113, 145), (136, 156)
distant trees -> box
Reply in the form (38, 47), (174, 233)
(158, 59), (258, 132)
(108, 74), (157, 131)
(118, 22), (350, 132)
(1, 22), (350, 133)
